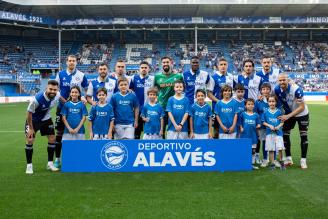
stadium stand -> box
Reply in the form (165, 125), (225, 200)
(0, 32), (328, 94)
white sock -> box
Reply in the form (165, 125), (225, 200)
(301, 158), (306, 162)
(48, 161), (53, 165)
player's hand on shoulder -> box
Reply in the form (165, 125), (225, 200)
(189, 132), (195, 139)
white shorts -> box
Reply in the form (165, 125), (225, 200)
(194, 134), (209, 139)
(219, 133), (237, 139)
(114, 124), (135, 139)
(93, 134), (108, 140)
(259, 129), (266, 141)
(143, 134), (162, 140)
(62, 133), (85, 140)
(166, 131), (188, 140)
(265, 134), (284, 151)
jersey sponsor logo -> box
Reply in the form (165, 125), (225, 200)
(268, 117), (278, 123)
(96, 111), (108, 116)
(69, 108), (81, 113)
(173, 104), (184, 110)
(195, 111), (207, 117)
(119, 100), (131, 105)
(100, 141), (128, 170)
(147, 111), (159, 116)
(245, 119), (255, 125)
(159, 83), (174, 88)
(221, 107), (233, 113)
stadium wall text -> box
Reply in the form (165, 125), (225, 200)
(61, 139), (252, 173)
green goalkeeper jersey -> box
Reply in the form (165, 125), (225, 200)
(154, 72), (183, 109)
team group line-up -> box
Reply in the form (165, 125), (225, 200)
(24, 54), (310, 174)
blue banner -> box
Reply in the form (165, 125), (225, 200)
(59, 16), (328, 26)
(0, 10), (56, 25)
(30, 64), (59, 69)
(62, 139), (252, 173)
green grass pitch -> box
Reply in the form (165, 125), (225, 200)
(0, 102), (327, 218)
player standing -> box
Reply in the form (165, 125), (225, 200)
(129, 61), (155, 139)
(24, 80), (60, 174)
(256, 55), (280, 92)
(54, 55), (88, 168)
(275, 73), (310, 169)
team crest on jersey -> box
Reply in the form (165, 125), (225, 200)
(63, 77), (66, 81)
(75, 77), (80, 82)
(100, 141), (128, 170)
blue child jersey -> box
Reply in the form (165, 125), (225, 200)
(141, 103), (164, 135)
(261, 108), (283, 136)
(61, 101), (88, 134)
(239, 112), (261, 144)
(110, 91), (139, 125)
(214, 99), (238, 133)
(166, 96), (190, 132)
(255, 98), (269, 129)
(189, 102), (212, 134)
(88, 104), (114, 135)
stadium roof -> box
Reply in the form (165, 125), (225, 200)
(1, 1), (328, 18)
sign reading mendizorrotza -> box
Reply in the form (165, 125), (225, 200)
(61, 139), (252, 172)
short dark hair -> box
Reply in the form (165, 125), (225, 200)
(234, 83), (245, 91)
(243, 59), (255, 67)
(245, 98), (255, 104)
(147, 87), (158, 96)
(174, 80), (185, 90)
(97, 87), (107, 95)
(47, 80), (58, 86)
(260, 82), (271, 91)
(217, 57), (227, 63)
(161, 56), (172, 61)
(140, 61), (150, 67)
(195, 89), (206, 97)
(191, 56), (199, 60)
(262, 55), (271, 60)
(117, 77), (129, 85)
(98, 62), (108, 68)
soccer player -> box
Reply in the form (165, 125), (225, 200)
(54, 55), (88, 168)
(183, 56), (213, 105)
(239, 98), (261, 169)
(61, 86), (88, 140)
(189, 89), (213, 139)
(275, 73), (310, 169)
(214, 85), (238, 139)
(207, 57), (234, 138)
(255, 82), (271, 167)
(166, 80), (190, 139)
(141, 87), (164, 140)
(111, 59), (127, 79)
(25, 80), (60, 174)
(262, 95), (285, 170)
(88, 88), (115, 140)
(256, 55), (280, 92)
(154, 56), (183, 137)
(110, 77), (139, 139)
(86, 63), (118, 105)
(234, 59), (261, 100)
(129, 61), (155, 139)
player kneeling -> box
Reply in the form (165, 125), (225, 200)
(88, 88), (115, 140)
(141, 87), (164, 139)
(189, 89), (212, 139)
